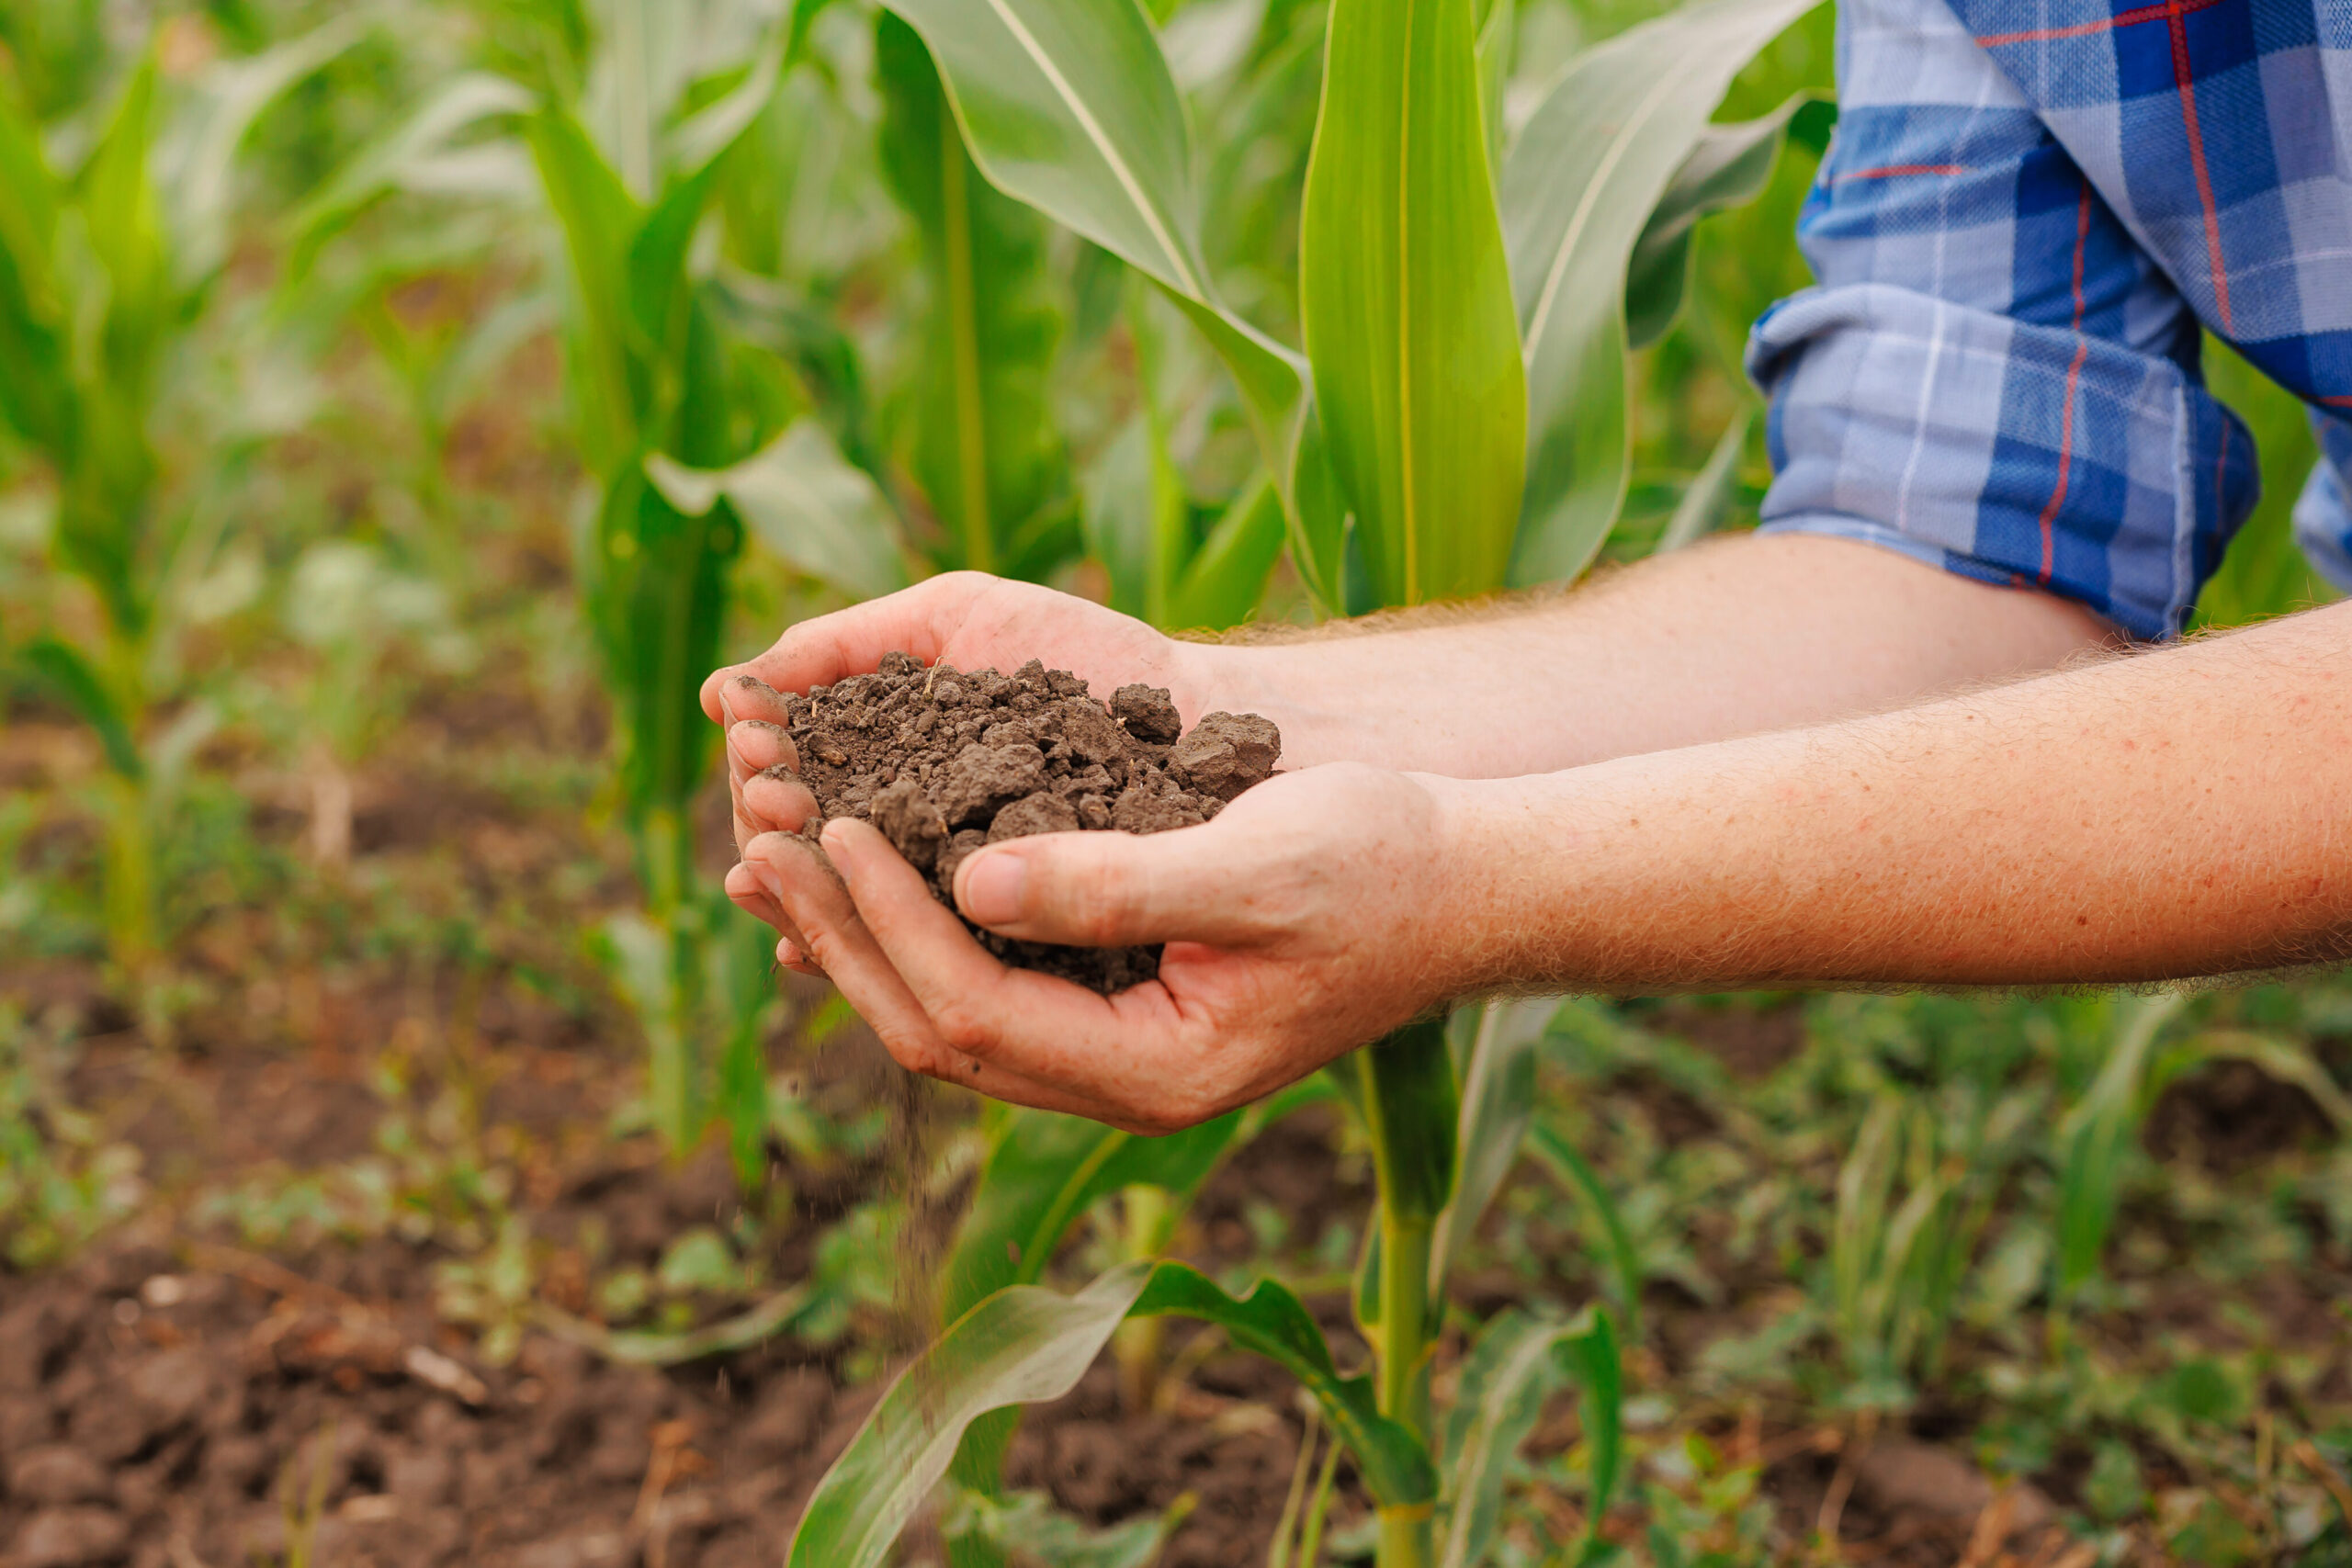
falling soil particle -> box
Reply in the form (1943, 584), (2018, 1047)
(756, 651), (1281, 995)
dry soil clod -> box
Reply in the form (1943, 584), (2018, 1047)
(773, 651), (1282, 994)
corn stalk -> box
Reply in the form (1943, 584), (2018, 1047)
(0, 21), (361, 980)
(300, 2), (902, 1168)
(791, 1), (1826, 1560)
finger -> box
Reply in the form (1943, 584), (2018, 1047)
(711, 671), (797, 766)
(738, 766), (819, 852)
(746, 833), (1136, 1125)
(950, 822), (1272, 950)
(824, 819), (1228, 1120)
(700, 576), (986, 723)
(724, 861), (797, 943)
(726, 717), (797, 792)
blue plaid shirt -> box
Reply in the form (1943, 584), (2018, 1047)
(1748, 0), (2352, 639)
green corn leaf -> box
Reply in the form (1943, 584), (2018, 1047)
(1078, 281), (1205, 623)
(1557, 1308), (1623, 1567)
(589, 0), (679, 199)
(1624, 96), (1824, 352)
(944, 1487), (1193, 1568)
(1131, 1263), (1435, 1505)
(589, 458), (736, 837)
(1528, 1123), (1645, 1345)
(1080, 415), (1171, 623)
(1166, 472), (1286, 630)
(788, 1260), (1435, 1568)
(527, 101), (649, 466)
(1655, 405), (1754, 556)
(647, 420), (906, 601)
(0, 70), (60, 304)
(1475, 0), (1511, 175)
(159, 14), (371, 290)
(1441, 1306), (1619, 1568)
(708, 268), (888, 483)
(1299, 0), (1525, 607)
(2053, 993), (2187, 1299)
(711, 897), (780, 1189)
(0, 77), (71, 457)
(78, 54), (168, 393)
(285, 73), (538, 277)
(942, 1108), (1244, 1325)
(1430, 998), (1559, 1304)
(1361, 1017), (1459, 1227)
(876, 13), (1066, 578)
(666, 31), (788, 176)
(936, 1081), (1324, 1517)
(627, 160), (728, 379)
(1502, 0), (1821, 589)
(879, 0), (1210, 313)
(19, 636), (141, 781)
(879, 0), (1346, 606)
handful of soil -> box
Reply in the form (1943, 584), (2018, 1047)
(760, 650), (1281, 994)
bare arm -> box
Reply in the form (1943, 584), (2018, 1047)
(733, 594), (2352, 1133)
(1435, 596), (2352, 992)
(707, 533), (2112, 788)
(1212, 532), (2114, 773)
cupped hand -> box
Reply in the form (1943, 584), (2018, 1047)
(729, 762), (1474, 1134)
(706, 573), (1226, 949)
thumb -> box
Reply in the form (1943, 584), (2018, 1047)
(953, 828), (1264, 949)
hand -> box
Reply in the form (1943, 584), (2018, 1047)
(729, 762), (1472, 1134)
(704, 573), (1223, 949)
(700, 572), (1216, 727)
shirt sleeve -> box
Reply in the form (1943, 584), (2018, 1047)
(1744, 0), (2257, 641)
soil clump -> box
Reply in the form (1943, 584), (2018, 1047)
(754, 651), (1281, 994)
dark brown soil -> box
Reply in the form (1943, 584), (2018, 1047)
(2143, 1055), (2335, 1173)
(0, 1226), (1329, 1568)
(0, 1022), (1329, 1568)
(753, 651), (1280, 994)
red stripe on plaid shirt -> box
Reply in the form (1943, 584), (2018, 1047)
(1974, 0), (2227, 48)
(1836, 163), (1973, 182)
(1971, 3), (2237, 332)
(2162, 1), (2235, 333)
(2041, 181), (2096, 585)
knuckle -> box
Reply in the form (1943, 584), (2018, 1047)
(880, 1036), (944, 1077)
(1145, 1083), (1218, 1135)
(929, 1001), (991, 1055)
(1060, 853), (1135, 945)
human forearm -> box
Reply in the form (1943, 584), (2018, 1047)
(1205, 533), (2112, 776)
(1436, 601), (2352, 993)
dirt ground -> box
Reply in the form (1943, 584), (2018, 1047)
(6, 699), (2346, 1567)
(0, 994), (2106, 1568)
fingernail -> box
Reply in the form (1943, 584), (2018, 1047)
(960, 851), (1027, 927)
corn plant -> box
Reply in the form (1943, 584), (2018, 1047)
(2050, 995), (2352, 1325)
(300, 0), (905, 1168)
(0, 19), (362, 976)
(794, 2), (1821, 1564)
(1827, 1090), (2032, 1411)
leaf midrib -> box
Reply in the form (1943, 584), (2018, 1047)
(1521, 51), (1702, 366)
(974, 0), (1204, 299)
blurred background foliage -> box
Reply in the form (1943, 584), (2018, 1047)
(4, 0), (2352, 1564)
